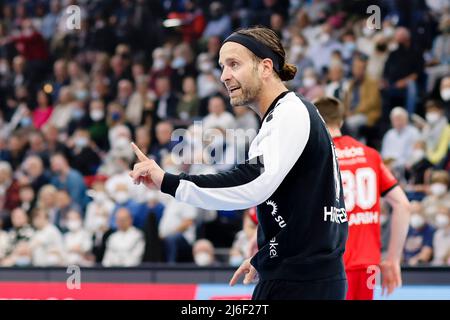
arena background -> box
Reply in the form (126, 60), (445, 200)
(0, 0), (449, 300)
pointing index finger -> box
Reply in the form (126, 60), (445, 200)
(131, 142), (149, 162)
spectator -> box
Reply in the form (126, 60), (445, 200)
(170, 42), (196, 93)
(196, 53), (223, 116)
(0, 161), (20, 215)
(203, 95), (236, 131)
(403, 202), (434, 266)
(148, 47), (171, 91)
(25, 131), (50, 166)
(36, 184), (58, 224)
(42, 124), (68, 155)
(382, 27), (423, 116)
(17, 156), (49, 194)
(5, 207), (35, 258)
(192, 238), (218, 266)
(367, 33), (390, 81)
(343, 52), (382, 139)
(32, 89), (53, 129)
(425, 15), (450, 92)
(67, 129), (101, 176)
(431, 207), (450, 266)
(325, 61), (346, 100)
(297, 67), (325, 101)
(53, 189), (81, 232)
(133, 126), (152, 162)
(202, 2), (232, 39)
(29, 208), (65, 266)
(405, 140), (433, 194)
(125, 75), (154, 127)
(47, 86), (77, 131)
(50, 153), (88, 209)
(102, 207), (145, 267)
(437, 76), (450, 120)
(159, 197), (198, 263)
(229, 209), (257, 266)
(150, 121), (178, 165)
(64, 210), (94, 266)
(381, 107), (421, 174)
(286, 33), (314, 90)
(154, 76), (179, 121)
(49, 59), (70, 102)
(176, 76), (200, 121)
(87, 99), (109, 151)
(18, 185), (35, 215)
(0, 219), (8, 262)
(422, 100), (450, 167)
(84, 179), (114, 234)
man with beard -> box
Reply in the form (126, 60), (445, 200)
(130, 27), (348, 300)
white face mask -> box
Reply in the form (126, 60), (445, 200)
(93, 215), (108, 229)
(114, 191), (130, 204)
(410, 213), (425, 229)
(199, 62), (213, 73)
(90, 109), (104, 121)
(440, 88), (450, 101)
(114, 136), (130, 149)
(67, 220), (82, 231)
(194, 252), (213, 266)
(153, 59), (166, 71)
(411, 149), (425, 163)
(93, 192), (108, 203)
(303, 77), (317, 88)
(426, 112), (441, 125)
(319, 33), (330, 44)
(383, 27), (395, 38)
(430, 183), (448, 196)
(15, 256), (31, 266)
(435, 214), (449, 229)
(74, 137), (88, 149)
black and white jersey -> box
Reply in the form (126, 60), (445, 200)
(162, 91), (348, 282)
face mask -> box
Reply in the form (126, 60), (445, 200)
(229, 255), (244, 267)
(114, 191), (130, 204)
(72, 108), (85, 120)
(0, 62), (9, 75)
(146, 190), (159, 203)
(74, 137), (88, 148)
(290, 45), (305, 61)
(90, 109), (104, 121)
(20, 117), (32, 127)
(383, 27), (395, 38)
(194, 252), (212, 266)
(93, 192), (108, 203)
(75, 90), (88, 101)
(319, 33), (330, 44)
(435, 214), (449, 229)
(440, 88), (450, 101)
(410, 213), (425, 229)
(199, 62), (213, 73)
(426, 112), (440, 125)
(430, 183), (448, 196)
(303, 77), (317, 88)
(362, 26), (375, 37)
(114, 136), (130, 149)
(93, 215), (108, 229)
(343, 42), (356, 58)
(153, 59), (166, 71)
(171, 57), (186, 69)
(15, 256), (31, 266)
(67, 220), (82, 231)
(111, 112), (122, 122)
(388, 42), (399, 51)
(411, 149), (425, 163)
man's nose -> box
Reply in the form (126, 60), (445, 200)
(220, 66), (231, 83)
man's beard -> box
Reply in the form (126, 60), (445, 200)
(229, 78), (262, 107)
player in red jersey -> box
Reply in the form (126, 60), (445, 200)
(315, 96), (411, 300)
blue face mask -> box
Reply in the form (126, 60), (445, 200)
(75, 90), (88, 101)
(171, 57), (186, 69)
(20, 117), (32, 127)
(72, 108), (85, 120)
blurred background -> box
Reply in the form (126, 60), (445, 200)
(0, 0), (449, 299)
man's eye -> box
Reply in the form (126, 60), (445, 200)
(231, 62), (238, 68)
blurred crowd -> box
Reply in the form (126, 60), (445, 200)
(0, 0), (449, 268)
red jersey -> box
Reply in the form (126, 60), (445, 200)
(333, 136), (398, 270)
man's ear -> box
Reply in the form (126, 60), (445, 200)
(261, 58), (274, 79)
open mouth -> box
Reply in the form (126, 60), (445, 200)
(229, 87), (240, 94)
